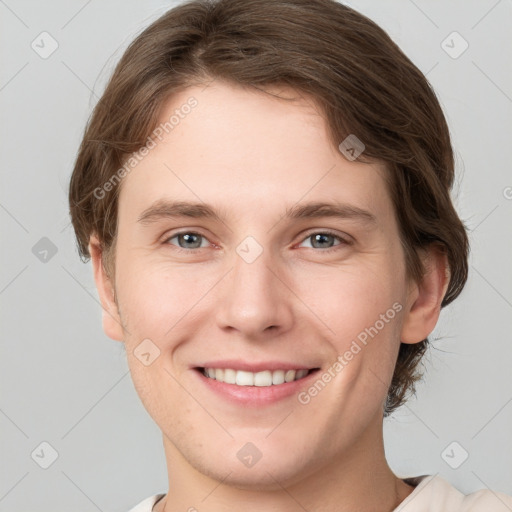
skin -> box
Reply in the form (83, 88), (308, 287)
(89, 80), (449, 512)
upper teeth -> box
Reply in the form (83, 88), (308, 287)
(203, 368), (309, 386)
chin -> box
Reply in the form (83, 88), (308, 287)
(178, 436), (309, 491)
(200, 459), (307, 491)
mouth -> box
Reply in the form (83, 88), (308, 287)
(192, 365), (321, 405)
(196, 367), (318, 386)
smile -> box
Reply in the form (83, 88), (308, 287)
(201, 368), (312, 386)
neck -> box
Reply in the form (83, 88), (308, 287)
(156, 413), (414, 512)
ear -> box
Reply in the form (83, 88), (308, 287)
(400, 245), (450, 344)
(88, 234), (124, 342)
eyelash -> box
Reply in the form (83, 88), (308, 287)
(162, 230), (352, 254)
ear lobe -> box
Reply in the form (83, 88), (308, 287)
(400, 246), (450, 345)
(88, 234), (124, 342)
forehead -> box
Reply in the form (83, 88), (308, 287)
(117, 81), (393, 226)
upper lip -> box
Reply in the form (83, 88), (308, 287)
(194, 360), (319, 372)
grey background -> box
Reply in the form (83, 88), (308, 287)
(0, 0), (511, 510)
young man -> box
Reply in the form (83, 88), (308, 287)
(68, 1), (512, 510)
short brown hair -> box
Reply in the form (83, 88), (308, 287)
(68, 0), (469, 415)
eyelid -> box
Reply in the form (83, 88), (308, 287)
(295, 229), (353, 250)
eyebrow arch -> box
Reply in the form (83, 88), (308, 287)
(137, 200), (226, 225)
(137, 199), (377, 226)
(284, 202), (377, 224)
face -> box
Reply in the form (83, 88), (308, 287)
(95, 80), (425, 489)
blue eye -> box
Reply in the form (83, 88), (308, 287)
(163, 230), (351, 253)
(164, 232), (209, 250)
(298, 231), (350, 251)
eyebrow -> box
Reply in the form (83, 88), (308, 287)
(137, 199), (377, 226)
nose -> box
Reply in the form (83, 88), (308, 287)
(215, 245), (294, 340)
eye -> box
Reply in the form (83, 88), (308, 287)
(162, 230), (351, 253)
(298, 231), (351, 252)
(164, 231), (210, 250)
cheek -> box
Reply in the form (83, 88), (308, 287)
(115, 261), (200, 339)
(299, 260), (404, 342)
(116, 263), (198, 424)
(298, 257), (406, 402)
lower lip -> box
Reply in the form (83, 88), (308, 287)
(193, 368), (321, 406)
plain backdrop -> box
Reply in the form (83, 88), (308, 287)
(0, 1), (511, 511)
